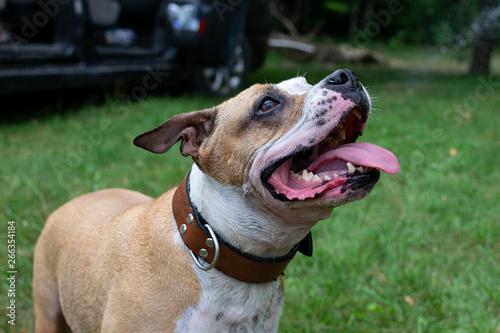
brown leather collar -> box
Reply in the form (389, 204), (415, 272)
(172, 172), (313, 284)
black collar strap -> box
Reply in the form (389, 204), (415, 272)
(172, 171), (313, 284)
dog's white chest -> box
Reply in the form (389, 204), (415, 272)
(176, 271), (284, 333)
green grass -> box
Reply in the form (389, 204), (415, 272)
(1, 49), (500, 332)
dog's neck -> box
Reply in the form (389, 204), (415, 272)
(188, 164), (315, 258)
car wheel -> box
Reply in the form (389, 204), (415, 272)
(194, 35), (251, 97)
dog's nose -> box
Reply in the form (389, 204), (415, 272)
(325, 69), (360, 90)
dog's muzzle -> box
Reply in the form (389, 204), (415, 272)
(261, 69), (400, 202)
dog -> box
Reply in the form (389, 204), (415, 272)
(33, 69), (399, 333)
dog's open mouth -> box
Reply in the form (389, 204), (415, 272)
(261, 107), (400, 201)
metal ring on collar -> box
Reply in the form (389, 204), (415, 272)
(189, 224), (220, 271)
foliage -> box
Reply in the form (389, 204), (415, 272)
(323, 1), (350, 14)
(272, 0), (481, 47)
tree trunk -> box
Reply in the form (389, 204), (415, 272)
(349, 0), (364, 38)
(470, 0), (500, 75)
(471, 37), (496, 74)
(363, 0), (378, 27)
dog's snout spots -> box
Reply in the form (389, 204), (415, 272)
(307, 89), (356, 129)
(316, 95), (336, 108)
(315, 108), (327, 117)
(311, 109), (328, 127)
(216, 312), (224, 321)
(316, 119), (327, 127)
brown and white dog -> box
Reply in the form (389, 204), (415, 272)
(33, 69), (399, 332)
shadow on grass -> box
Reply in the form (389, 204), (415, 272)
(1, 88), (110, 125)
(1, 81), (187, 125)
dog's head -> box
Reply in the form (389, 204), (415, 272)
(134, 69), (399, 220)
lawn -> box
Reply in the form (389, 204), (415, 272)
(1, 49), (499, 332)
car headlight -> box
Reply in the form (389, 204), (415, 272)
(167, 3), (203, 34)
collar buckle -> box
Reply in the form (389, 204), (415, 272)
(189, 223), (220, 271)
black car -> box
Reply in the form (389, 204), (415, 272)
(0, 0), (269, 96)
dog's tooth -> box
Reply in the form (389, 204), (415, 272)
(347, 162), (356, 174)
(301, 170), (311, 181)
(352, 109), (363, 120)
(338, 127), (346, 140)
(313, 175), (322, 182)
(334, 173), (339, 178)
(300, 170), (315, 181)
(324, 175), (332, 181)
(358, 166), (364, 173)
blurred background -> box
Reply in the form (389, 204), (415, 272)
(1, 1), (499, 332)
(1, 0), (498, 106)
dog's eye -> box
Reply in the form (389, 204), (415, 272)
(259, 98), (279, 113)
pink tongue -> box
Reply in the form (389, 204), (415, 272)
(310, 142), (400, 175)
(267, 142), (399, 201)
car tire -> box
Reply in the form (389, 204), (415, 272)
(193, 35), (251, 97)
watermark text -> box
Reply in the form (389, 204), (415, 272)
(6, 221), (17, 326)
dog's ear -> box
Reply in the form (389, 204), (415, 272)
(133, 108), (215, 158)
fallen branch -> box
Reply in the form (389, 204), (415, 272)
(267, 38), (316, 54)
(267, 33), (386, 65)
